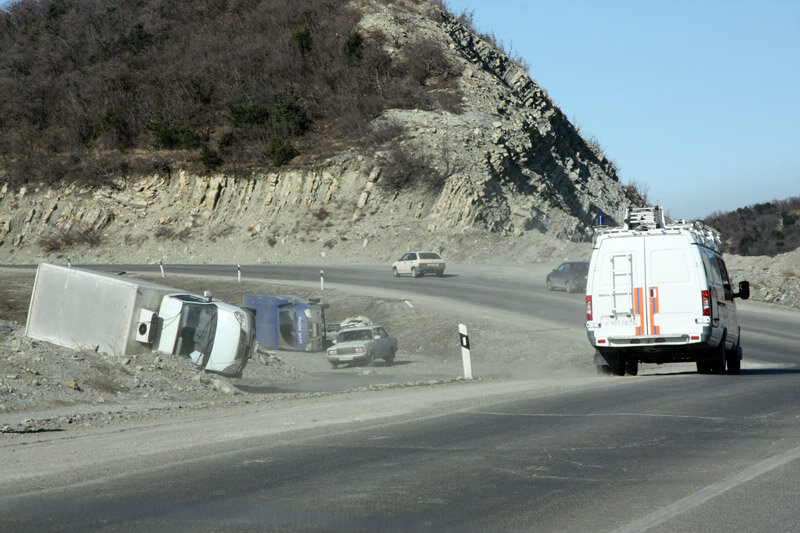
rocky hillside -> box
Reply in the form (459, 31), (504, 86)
(0, 0), (636, 267)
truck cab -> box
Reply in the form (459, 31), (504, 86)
(156, 292), (255, 376)
(243, 295), (327, 352)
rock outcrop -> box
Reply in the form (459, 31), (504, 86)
(0, 0), (637, 265)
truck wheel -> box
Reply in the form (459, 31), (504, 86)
(596, 365), (611, 375)
(411, 267), (419, 278)
(726, 345), (742, 374)
(696, 361), (711, 374)
(625, 359), (639, 376)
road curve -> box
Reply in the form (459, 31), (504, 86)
(2, 263), (800, 531)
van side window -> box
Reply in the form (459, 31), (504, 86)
(707, 254), (723, 286)
(717, 258), (732, 290)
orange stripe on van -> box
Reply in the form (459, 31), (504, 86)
(649, 286), (660, 335)
(634, 287), (645, 336)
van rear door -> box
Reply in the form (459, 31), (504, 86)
(592, 233), (701, 342)
(591, 235), (646, 337)
(643, 235), (701, 337)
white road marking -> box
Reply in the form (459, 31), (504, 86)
(614, 444), (800, 533)
(472, 411), (727, 422)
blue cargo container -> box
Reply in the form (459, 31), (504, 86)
(243, 295), (327, 352)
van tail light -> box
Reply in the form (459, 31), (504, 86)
(586, 295), (593, 321)
(701, 290), (710, 316)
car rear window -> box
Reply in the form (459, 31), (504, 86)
(419, 253), (441, 259)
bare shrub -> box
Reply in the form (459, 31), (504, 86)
(362, 120), (405, 145)
(313, 207), (330, 221)
(397, 39), (459, 84)
(378, 145), (445, 193)
(38, 226), (103, 253)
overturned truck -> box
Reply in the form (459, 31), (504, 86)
(25, 263), (255, 376)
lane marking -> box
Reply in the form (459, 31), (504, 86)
(470, 412), (727, 422)
(614, 444), (800, 533)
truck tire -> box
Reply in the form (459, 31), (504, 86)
(625, 359), (639, 376)
(596, 365), (611, 375)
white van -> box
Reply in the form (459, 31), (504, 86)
(585, 206), (750, 375)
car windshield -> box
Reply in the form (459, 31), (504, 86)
(338, 329), (372, 342)
(419, 253), (441, 260)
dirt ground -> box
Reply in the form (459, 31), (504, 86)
(0, 264), (597, 434)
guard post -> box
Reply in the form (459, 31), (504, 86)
(459, 323), (473, 379)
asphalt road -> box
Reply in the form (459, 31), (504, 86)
(3, 263), (800, 531)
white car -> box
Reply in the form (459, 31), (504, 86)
(392, 251), (446, 277)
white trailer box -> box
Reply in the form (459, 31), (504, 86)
(25, 263), (174, 356)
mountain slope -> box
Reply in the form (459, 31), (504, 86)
(0, 0), (638, 265)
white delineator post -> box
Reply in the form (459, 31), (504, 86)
(459, 323), (473, 379)
(159, 260), (165, 278)
(237, 264), (241, 283)
(320, 270), (324, 291)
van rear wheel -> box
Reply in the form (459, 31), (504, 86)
(625, 359), (639, 376)
(726, 345), (742, 374)
(609, 362), (625, 376)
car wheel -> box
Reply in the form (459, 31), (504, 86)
(436, 272), (444, 277)
(392, 267), (399, 277)
(726, 344), (742, 374)
(331, 362), (339, 369)
(362, 352), (373, 366)
(385, 349), (395, 365)
(411, 267), (418, 278)
(546, 278), (554, 291)
(566, 280), (576, 293)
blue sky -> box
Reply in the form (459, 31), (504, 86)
(444, 0), (800, 220)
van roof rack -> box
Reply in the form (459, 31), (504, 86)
(624, 206), (666, 230)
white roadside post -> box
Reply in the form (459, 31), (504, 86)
(237, 264), (241, 283)
(459, 323), (473, 379)
(320, 270), (324, 291)
(159, 260), (165, 278)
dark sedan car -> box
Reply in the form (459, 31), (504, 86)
(546, 261), (589, 293)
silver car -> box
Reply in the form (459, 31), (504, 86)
(327, 325), (398, 368)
